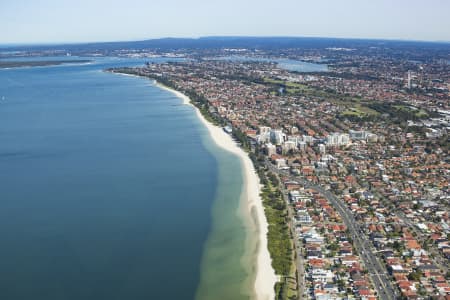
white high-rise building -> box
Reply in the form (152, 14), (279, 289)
(282, 141), (297, 154)
(326, 133), (350, 146)
(318, 143), (326, 154)
(287, 136), (299, 144)
(265, 143), (277, 156)
(257, 133), (270, 144)
(289, 126), (299, 134)
(302, 135), (314, 144)
(270, 129), (284, 145)
(257, 126), (271, 144)
(259, 126), (271, 135)
(298, 141), (307, 151)
(349, 130), (369, 140)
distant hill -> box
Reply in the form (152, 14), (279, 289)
(1, 36), (449, 53)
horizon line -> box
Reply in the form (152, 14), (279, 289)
(1, 35), (450, 48)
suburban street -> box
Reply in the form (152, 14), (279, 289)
(266, 161), (399, 300)
(396, 210), (448, 274)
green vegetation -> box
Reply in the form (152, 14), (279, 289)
(183, 88), (225, 126)
(232, 127), (251, 151)
(408, 270), (423, 281)
(392, 240), (405, 253)
(251, 148), (296, 299)
(262, 182), (291, 273)
(262, 78), (314, 95)
(368, 101), (435, 122)
(261, 77), (380, 121)
(306, 71), (379, 81)
(263, 77), (339, 99)
(258, 170), (295, 300)
(340, 105), (379, 120)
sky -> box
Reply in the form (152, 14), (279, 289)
(1, 0), (449, 44)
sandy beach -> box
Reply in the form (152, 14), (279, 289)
(157, 83), (277, 300)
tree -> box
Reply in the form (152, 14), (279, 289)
(408, 271), (422, 281)
(393, 241), (404, 253)
(329, 242), (339, 251)
(336, 279), (346, 290)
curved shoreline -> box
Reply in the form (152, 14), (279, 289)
(157, 82), (277, 300)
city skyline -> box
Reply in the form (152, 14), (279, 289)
(1, 0), (450, 44)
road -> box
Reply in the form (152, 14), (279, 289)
(265, 161), (398, 300)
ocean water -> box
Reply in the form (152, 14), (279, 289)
(0, 58), (250, 299)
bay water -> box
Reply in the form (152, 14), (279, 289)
(0, 58), (251, 299)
